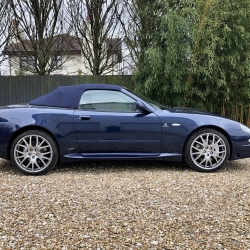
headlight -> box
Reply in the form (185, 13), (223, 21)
(240, 124), (250, 133)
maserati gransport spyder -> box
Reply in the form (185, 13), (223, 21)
(0, 83), (250, 175)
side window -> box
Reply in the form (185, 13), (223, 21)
(78, 90), (137, 112)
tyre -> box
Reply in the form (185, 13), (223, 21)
(10, 130), (58, 175)
(184, 128), (230, 172)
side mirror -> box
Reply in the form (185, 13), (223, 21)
(136, 101), (151, 113)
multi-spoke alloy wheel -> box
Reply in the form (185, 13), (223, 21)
(11, 130), (58, 175)
(185, 129), (230, 172)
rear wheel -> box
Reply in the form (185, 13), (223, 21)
(184, 129), (230, 172)
(11, 130), (58, 175)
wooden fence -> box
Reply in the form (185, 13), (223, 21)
(0, 75), (134, 106)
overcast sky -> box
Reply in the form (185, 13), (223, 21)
(0, 59), (9, 75)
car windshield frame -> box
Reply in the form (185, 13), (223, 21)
(124, 88), (166, 110)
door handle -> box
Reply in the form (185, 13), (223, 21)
(79, 116), (90, 120)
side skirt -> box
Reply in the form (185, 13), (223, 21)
(64, 152), (182, 162)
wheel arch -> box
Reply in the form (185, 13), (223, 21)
(7, 125), (60, 161)
(182, 125), (233, 161)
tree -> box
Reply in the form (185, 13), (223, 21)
(0, 0), (11, 64)
(5, 0), (75, 75)
(67, 0), (123, 75)
(188, 0), (250, 123)
(118, 0), (164, 71)
(134, 0), (250, 125)
(134, 0), (197, 106)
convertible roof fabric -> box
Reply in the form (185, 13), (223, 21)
(29, 84), (122, 109)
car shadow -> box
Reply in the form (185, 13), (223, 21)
(52, 160), (190, 175)
(0, 159), (249, 175)
(51, 159), (250, 175)
(0, 158), (190, 176)
(0, 159), (21, 175)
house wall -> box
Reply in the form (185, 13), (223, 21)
(9, 56), (20, 76)
(51, 54), (83, 75)
(9, 54), (120, 76)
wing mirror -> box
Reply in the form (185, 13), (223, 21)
(136, 101), (151, 113)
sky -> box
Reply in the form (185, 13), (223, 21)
(0, 60), (9, 75)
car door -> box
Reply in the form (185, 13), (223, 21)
(73, 89), (162, 154)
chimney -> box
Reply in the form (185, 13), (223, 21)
(12, 19), (19, 27)
(86, 13), (91, 21)
(86, 12), (101, 21)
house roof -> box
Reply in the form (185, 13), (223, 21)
(3, 34), (82, 56)
(29, 83), (122, 109)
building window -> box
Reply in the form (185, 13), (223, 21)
(112, 54), (118, 64)
(52, 55), (62, 69)
(20, 56), (35, 71)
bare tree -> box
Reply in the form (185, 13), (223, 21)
(0, 0), (12, 64)
(118, 0), (164, 71)
(118, 0), (140, 68)
(4, 0), (75, 75)
(67, 0), (124, 75)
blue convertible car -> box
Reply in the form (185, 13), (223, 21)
(0, 83), (250, 175)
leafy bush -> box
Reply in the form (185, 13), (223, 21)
(135, 0), (250, 125)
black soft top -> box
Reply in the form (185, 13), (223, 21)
(29, 83), (122, 109)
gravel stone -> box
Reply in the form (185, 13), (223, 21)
(0, 159), (249, 249)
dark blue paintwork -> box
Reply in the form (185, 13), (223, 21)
(1, 84), (250, 164)
(73, 110), (161, 153)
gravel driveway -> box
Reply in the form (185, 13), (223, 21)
(0, 159), (249, 250)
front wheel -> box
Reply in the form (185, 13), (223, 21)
(11, 130), (58, 175)
(184, 129), (230, 172)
